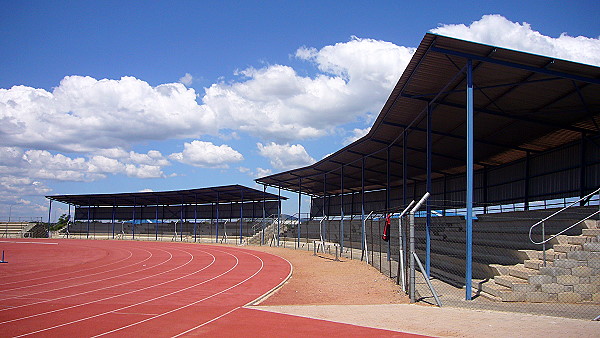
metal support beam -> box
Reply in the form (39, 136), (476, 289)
(465, 59), (474, 300)
(298, 178), (302, 249)
(155, 197), (159, 240)
(262, 185), (266, 245)
(361, 156), (366, 261)
(132, 197), (136, 240)
(112, 201), (116, 239)
(87, 200), (91, 239)
(426, 104), (432, 277)
(340, 165), (345, 251)
(47, 200), (52, 238)
(580, 134), (587, 205)
(430, 45), (600, 85)
(323, 173), (327, 242)
(194, 194), (198, 242)
(525, 152), (531, 210)
(278, 186), (281, 246)
(239, 189), (244, 245)
(215, 192), (220, 243)
(386, 146), (391, 261)
(403, 129), (408, 205)
(180, 198), (184, 242)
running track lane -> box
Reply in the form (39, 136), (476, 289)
(0, 239), (424, 337)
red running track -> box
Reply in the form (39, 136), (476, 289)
(0, 239), (422, 337)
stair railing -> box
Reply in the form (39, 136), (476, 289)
(529, 187), (600, 266)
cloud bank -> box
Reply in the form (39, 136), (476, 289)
(2, 14), (600, 216)
(431, 14), (600, 66)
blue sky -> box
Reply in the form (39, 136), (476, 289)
(1, 1), (599, 221)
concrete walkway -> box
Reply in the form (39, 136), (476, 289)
(252, 303), (599, 337)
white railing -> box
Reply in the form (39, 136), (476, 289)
(528, 187), (600, 267)
(528, 187), (600, 245)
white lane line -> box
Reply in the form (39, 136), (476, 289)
(112, 312), (160, 316)
(97, 249), (266, 337)
(0, 241), (58, 245)
(0, 245), (134, 287)
(0, 247), (151, 299)
(171, 307), (241, 338)
(5, 246), (217, 335)
(0, 248), (171, 312)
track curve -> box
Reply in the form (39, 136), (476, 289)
(0, 239), (291, 337)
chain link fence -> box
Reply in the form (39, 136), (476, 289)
(280, 196), (600, 320)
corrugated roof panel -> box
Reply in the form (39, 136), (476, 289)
(257, 33), (600, 196)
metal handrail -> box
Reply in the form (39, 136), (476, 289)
(529, 187), (600, 245)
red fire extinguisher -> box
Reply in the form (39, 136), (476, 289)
(382, 213), (391, 242)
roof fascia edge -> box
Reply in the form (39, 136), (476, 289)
(429, 45), (600, 86)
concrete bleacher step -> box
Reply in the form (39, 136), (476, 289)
(582, 228), (600, 237)
(495, 274), (527, 288)
(535, 249), (566, 261)
(552, 243), (582, 253)
(524, 259), (552, 270)
(565, 235), (595, 245)
(583, 242), (600, 252)
(477, 280), (531, 302)
(508, 264), (539, 279)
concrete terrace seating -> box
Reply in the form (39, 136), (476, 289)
(0, 222), (35, 238)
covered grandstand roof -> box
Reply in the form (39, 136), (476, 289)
(46, 184), (286, 207)
(256, 33), (600, 196)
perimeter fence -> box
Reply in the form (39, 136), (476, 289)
(42, 194), (600, 320)
(278, 194), (600, 320)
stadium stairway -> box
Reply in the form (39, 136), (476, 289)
(475, 220), (600, 304)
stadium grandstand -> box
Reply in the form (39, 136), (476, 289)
(46, 184), (286, 244)
(256, 33), (600, 308)
(44, 33), (600, 317)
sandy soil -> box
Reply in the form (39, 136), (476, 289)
(242, 245), (600, 338)
(248, 245), (409, 306)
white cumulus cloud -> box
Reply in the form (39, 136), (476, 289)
(179, 73), (193, 86)
(343, 127), (371, 145)
(169, 140), (243, 168)
(201, 37), (415, 142)
(257, 142), (316, 170)
(0, 76), (216, 153)
(431, 14), (600, 66)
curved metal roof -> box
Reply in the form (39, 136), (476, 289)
(46, 184), (286, 207)
(256, 33), (600, 196)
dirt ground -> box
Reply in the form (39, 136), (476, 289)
(249, 245), (409, 306)
(243, 245), (600, 338)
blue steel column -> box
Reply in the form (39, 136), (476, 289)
(215, 192), (220, 243)
(277, 186), (281, 246)
(465, 59), (474, 300)
(180, 198), (184, 242)
(386, 146), (391, 261)
(403, 129), (407, 206)
(86, 199), (90, 239)
(132, 197), (136, 240)
(361, 157), (366, 260)
(323, 173), (327, 241)
(426, 103), (432, 277)
(297, 178), (302, 249)
(240, 190), (244, 244)
(194, 194), (198, 242)
(47, 200), (52, 238)
(111, 202), (116, 239)
(340, 165), (344, 251)
(67, 204), (71, 239)
(262, 185), (266, 245)
(155, 197), (159, 240)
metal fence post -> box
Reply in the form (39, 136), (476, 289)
(542, 221), (546, 267)
(409, 209), (416, 302)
